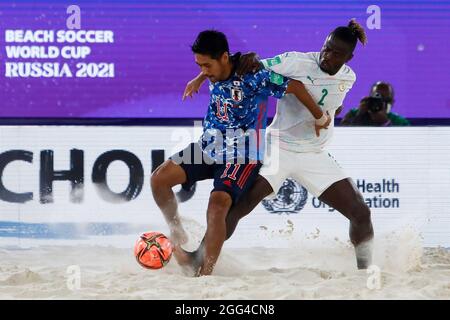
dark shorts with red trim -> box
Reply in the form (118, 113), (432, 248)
(170, 143), (262, 204)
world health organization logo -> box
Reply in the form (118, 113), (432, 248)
(262, 178), (308, 214)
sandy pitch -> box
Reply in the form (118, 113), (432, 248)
(1, 228), (449, 300)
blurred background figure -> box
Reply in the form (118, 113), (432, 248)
(340, 81), (410, 126)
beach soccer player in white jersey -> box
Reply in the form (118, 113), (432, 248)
(183, 19), (374, 270)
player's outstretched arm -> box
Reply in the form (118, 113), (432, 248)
(182, 72), (207, 100)
(286, 80), (331, 137)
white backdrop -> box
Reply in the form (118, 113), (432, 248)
(0, 126), (449, 248)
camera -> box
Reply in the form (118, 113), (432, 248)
(366, 92), (386, 113)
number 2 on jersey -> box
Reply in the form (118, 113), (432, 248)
(318, 88), (328, 106)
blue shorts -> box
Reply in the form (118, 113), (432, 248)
(170, 143), (262, 204)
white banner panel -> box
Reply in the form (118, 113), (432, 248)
(0, 126), (449, 248)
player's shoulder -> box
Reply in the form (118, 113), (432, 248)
(278, 51), (318, 63)
(338, 64), (356, 82)
(262, 51), (315, 66)
(242, 67), (270, 83)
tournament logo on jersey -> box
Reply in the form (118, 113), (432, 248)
(262, 178), (308, 214)
(265, 55), (282, 67)
(231, 86), (243, 103)
(339, 82), (346, 92)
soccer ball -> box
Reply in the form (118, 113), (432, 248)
(134, 232), (173, 269)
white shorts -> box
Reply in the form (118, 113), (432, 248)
(259, 141), (349, 197)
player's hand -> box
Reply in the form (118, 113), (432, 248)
(182, 75), (205, 100)
(236, 52), (261, 76)
(314, 111), (331, 137)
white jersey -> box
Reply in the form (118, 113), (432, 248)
(261, 51), (356, 153)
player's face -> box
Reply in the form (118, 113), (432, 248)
(195, 53), (228, 83)
(319, 35), (353, 75)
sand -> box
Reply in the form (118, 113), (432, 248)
(0, 224), (449, 300)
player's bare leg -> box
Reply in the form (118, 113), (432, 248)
(196, 190), (233, 276)
(224, 175), (274, 239)
(181, 175), (273, 272)
(150, 160), (189, 248)
(318, 178), (374, 269)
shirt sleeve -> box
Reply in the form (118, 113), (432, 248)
(250, 68), (290, 99)
(260, 52), (309, 79)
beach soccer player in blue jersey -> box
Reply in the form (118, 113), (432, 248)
(151, 30), (331, 276)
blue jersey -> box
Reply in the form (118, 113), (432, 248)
(200, 55), (289, 162)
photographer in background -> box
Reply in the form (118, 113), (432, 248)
(341, 81), (410, 126)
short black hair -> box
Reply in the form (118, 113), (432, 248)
(191, 30), (229, 59)
(331, 19), (367, 52)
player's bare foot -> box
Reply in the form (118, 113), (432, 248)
(172, 244), (193, 266)
(173, 245), (202, 276)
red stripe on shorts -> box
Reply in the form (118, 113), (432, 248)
(237, 164), (252, 187)
(237, 164), (256, 189)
